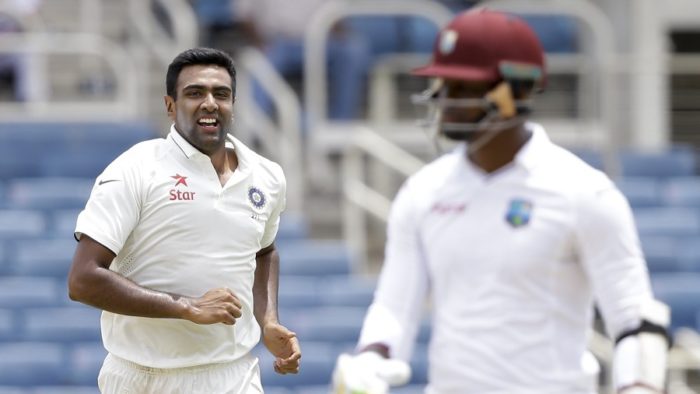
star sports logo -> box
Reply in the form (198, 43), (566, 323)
(169, 173), (196, 201)
(171, 174), (188, 186)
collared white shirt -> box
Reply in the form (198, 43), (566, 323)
(75, 126), (286, 368)
(358, 123), (653, 393)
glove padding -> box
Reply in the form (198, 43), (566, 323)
(332, 351), (411, 394)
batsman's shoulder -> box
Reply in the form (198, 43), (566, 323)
(407, 147), (462, 189)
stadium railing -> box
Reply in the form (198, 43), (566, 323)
(235, 48), (304, 216)
(0, 32), (138, 120)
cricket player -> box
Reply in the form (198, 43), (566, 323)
(333, 9), (669, 394)
(68, 48), (301, 393)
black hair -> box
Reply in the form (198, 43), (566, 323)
(166, 47), (236, 99)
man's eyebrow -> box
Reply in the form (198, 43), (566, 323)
(182, 84), (232, 92)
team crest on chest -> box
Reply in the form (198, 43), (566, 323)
(505, 198), (532, 228)
(248, 186), (266, 209)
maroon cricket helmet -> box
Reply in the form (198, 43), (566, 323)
(413, 9), (546, 87)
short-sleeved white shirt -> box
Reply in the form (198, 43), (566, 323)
(358, 123), (653, 393)
(75, 126), (286, 368)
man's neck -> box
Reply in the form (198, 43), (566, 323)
(467, 125), (532, 174)
(208, 147), (238, 186)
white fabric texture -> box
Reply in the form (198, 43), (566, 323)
(98, 352), (263, 394)
(75, 126), (286, 368)
(358, 123), (653, 393)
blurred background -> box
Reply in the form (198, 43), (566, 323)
(0, 0), (699, 393)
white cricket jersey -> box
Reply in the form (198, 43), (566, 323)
(358, 123), (654, 393)
(75, 126), (286, 368)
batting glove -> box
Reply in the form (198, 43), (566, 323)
(332, 351), (411, 394)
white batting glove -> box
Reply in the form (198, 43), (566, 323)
(332, 351), (411, 394)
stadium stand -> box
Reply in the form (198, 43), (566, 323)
(68, 342), (107, 386)
(0, 342), (65, 385)
(5, 178), (93, 210)
(277, 275), (325, 309)
(633, 207), (700, 236)
(665, 176), (700, 206)
(0, 277), (60, 308)
(640, 235), (685, 273)
(652, 273), (700, 334)
(619, 147), (697, 178)
(0, 387), (25, 394)
(615, 177), (664, 208)
(12, 237), (78, 277)
(0, 210), (46, 239)
(50, 209), (84, 238)
(0, 121), (157, 389)
(276, 240), (353, 276)
(32, 388), (99, 394)
(0, 310), (15, 341)
(21, 307), (101, 343)
(0, 122), (157, 180)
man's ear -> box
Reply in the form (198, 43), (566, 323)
(164, 96), (175, 119)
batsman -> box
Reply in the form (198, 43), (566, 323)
(332, 8), (670, 394)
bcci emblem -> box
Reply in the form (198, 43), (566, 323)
(505, 198), (533, 228)
(248, 187), (266, 209)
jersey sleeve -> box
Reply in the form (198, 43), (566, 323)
(575, 185), (654, 338)
(74, 153), (143, 255)
(358, 178), (430, 361)
(260, 164), (286, 249)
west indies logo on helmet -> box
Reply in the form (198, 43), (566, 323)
(412, 8), (545, 151)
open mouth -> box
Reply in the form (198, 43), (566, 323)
(197, 116), (219, 131)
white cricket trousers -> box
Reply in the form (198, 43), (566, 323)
(98, 352), (264, 394)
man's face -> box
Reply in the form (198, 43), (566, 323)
(440, 79), (493, 126)
(164, 65), (234, 155)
